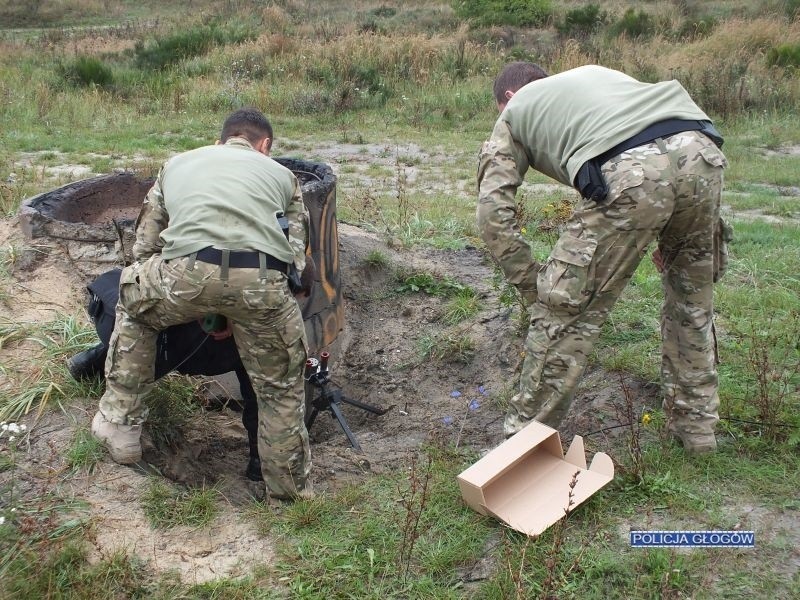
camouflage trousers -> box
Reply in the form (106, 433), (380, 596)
(505, 131), (727, 438)
(98, 253), (311, 498)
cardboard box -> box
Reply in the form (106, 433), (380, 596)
(457, 421), (614, 536)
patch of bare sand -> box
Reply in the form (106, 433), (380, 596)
(13, 406), (274, 585)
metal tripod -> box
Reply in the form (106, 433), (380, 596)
(305, 352), (388, 452)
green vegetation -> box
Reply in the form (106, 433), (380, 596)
(443, 288), (480, 324)
(363, 248), (390, 268)
(395, 269), (471, 297)
(0, 0), (798, 597)
(609, 8), (658, 39)
(417, 330), (476, 363)
(557, 4), (609, 37)
(65, 427), (105, 472)
(134, 21), (258, 71)
(452, 0), (553, 27)
(766, 42), (800, 69)
(141, 479), (219, 529)
(57, 56), (114, 88)
(0, 316), (101, 422)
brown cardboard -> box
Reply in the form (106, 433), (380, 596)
(457, 421), (614, 536)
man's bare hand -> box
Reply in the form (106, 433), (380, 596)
(652, 248), (665, 273)
(209, 319), (233, 340)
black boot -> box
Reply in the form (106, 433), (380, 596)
(67, 344), (107, 381)
(246, 455), (262, 482)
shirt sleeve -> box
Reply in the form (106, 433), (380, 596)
(476, 118), (539, 298)
(132, 166), (169, 262)
(285, 176), (309, 271)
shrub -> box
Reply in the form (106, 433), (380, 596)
(556, 4), (608, 37)
(609, 8), (656, 39)
(370, 5), (397, 18)
(57, 56), (114, 88)
(135, 22), (257, 71)
(452, 0), (553, 28)
(675, 16), (717, 40)
(766, 43), (800, 69)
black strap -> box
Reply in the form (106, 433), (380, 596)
(595, 119), (723, 167)
(194, 247), (288, 271)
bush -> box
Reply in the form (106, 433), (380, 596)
(134, 22), (257, 71)
(57, 56), (114, 88)
(557, 4), (608, 37)
(766, 43), (800, 69)
(452, 0), (553, 28)
(609, 8), (656, 39)
(675, 16), (717, 40)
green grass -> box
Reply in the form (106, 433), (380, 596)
(442, 288), (481, 324)
(416, 330), (476, 363)
(0, 315), (101, 421)
(363, 249), (390, 268)
(143, 375), (202, 450)
(141, 479), (220, 529)
(65, 427), (105, 472)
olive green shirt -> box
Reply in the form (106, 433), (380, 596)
(476, 65), (711, 296)
(132, 137), (308, 269)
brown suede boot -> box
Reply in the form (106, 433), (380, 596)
(91, 411), (142, 464)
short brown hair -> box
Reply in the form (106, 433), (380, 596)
(493, 62), (549, 105)
(220, 108), (273, 144)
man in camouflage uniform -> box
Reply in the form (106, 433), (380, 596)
(477, 62), (728, 454)
(92, 108), (313, 498)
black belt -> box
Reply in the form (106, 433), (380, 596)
(575, 118), (724, 202)
(194, 247), (288, 271)
(594, 118), (724, 167)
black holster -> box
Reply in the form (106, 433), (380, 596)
(575, 159), (608, 203)
(287, 265), (303, 294)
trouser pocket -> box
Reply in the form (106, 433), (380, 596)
(538, 234), (598, 314)
(118, 262), (160, 317)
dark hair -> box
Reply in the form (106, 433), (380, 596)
(220, 108), (273, 144)
(493, 62), (549, 105)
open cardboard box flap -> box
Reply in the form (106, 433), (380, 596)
(457, 421), (614, 536)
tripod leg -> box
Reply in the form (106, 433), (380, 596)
(306, 406), (320, 429)
(329, 401), (362, 452)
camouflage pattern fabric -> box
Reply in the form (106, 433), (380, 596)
(479, 131), (727, 439)
(99, 255), (311, 498)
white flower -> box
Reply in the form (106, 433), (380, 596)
(0, 516), (5, 525)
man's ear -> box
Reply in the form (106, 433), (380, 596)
(504, 89), (515, 102)
(259, 137), (272, 155)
